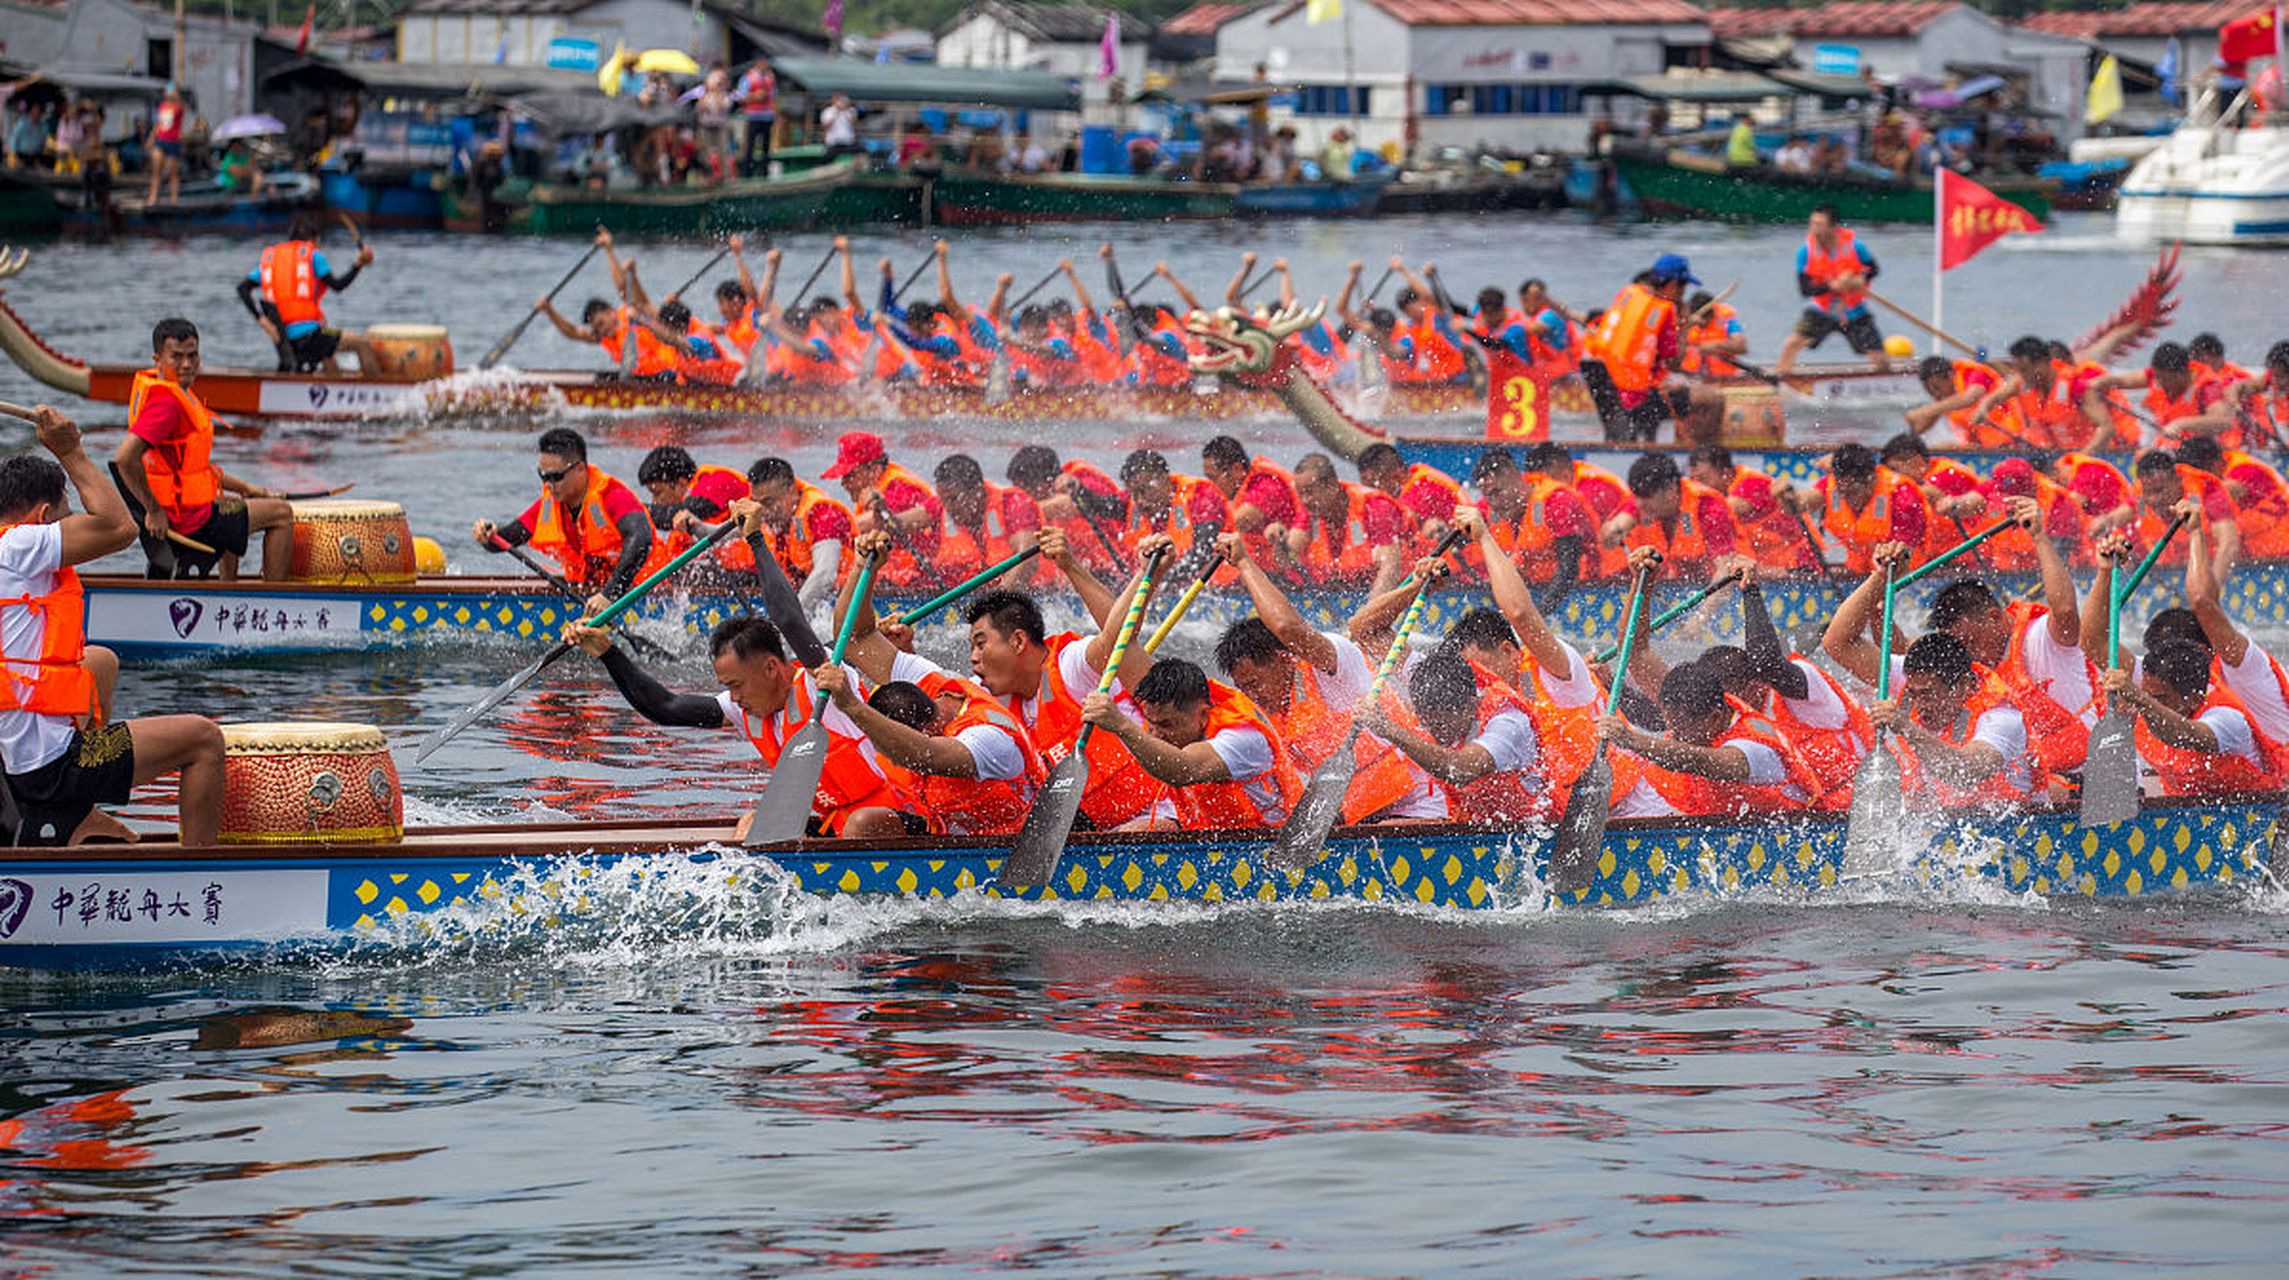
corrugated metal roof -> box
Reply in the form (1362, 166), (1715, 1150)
(1371, 0), (1707, 23)
(1710, 1), (1971, 40)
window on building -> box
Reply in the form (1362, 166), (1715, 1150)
(1294, 85), (1371, 116)
(1426, 83), (1583, 116)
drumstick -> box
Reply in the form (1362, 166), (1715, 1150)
(0, 399), (38, 422)
(167, 530), (218, 555)
(277, 483), (357, 501)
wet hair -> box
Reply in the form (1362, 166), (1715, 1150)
(1688, 442), (1734, 473)
(1902, 631), (1975, 685)
(709, 614), (787, 662)
(966, 589), (1046, 649)
(1213, 617), (1287, 675)
(1700, 645), (1752, 690)
(2047, 340), (2073, 364)
(537, 426), (588, 464)
(869, 680), (939, 731)
(1202, 436), (1250, 470)
(1134, 657), (1210, 709)
(1448, 607), (1519, 655)
(1880, 432), (1929, 464)
(2177, 436), (2223, 471)
(581, 298), (615, 324)
(151, 316), (198, 351)
(1916, 355), (1953, 382)
(1357, 442), (1404, 478)
(2150, 341), (2190, 374)
(1521, 442), (1573, 474)
(659, 300), (693, 331)
(1659, 661), (1728, 721)
(1120, 448), (1170, 484)
(287, 211), (325, 241)
(1685, 290), (1714, 315)
(1626, 452), (1681, 499)
(715, 280), (749, 305)
(1811, 202), (1840, 222)
(1830, 443), (1877, 483)
(1407, 654), (1480, 744)
(905, 301), (941, 331)
(2145, 639), (2213, 700)
(1395, 287), (1421, 309)
(1471, 446), (1519, 483)
(1518, 277), (1546, 296)
(1926, 579), (2001, 632)
(2008, 335), (2051, 364)
(1477, 287), (1508, 317)
(1006, 445), (1061, 488)
(935, 453), (985, 491)
(638, 445), (697, 486)
(0, 455), (67, 520)
(1294, 453), (1338, 487)
(2188, 332), (2225, 363)
(2134, 450), (2179, 481)
(1015, 304), (1049, 330)
(2144, 607), (2208, 654)
(747, 456), (793, 487)
(2269, 339), (2289, 373)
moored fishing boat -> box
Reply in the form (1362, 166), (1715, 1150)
(55, 172), (324, 237)
(3, 798), (2275, 968)
(517, 161), (928, 237)
(1606, 143), (2057, 224)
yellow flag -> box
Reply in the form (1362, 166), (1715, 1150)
(1306, 0), (1341, 24)
(2086, 54), (2122, 124)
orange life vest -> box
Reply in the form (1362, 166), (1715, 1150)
(1131, 315), (1194, 387)
(1823, 470), (1927, 574)
(1998, 360), (2094, 449)
(1677, 301), (1741, 377)
(2142, 370), (2208, 427)
(881, 670), (1047, 836)
(2219, 450), (2289, 558)
(858, 462), (943, 588)
(1300, 482), (1402, 586)
(740, 479), (853, 586)
(1727, 469), (1818, 574)
(1992, 607), (2096, 778)
(602, 307), (679, 379)
(1570, 461), (1634, 578)
(1938, 360), (2009, 447)
(773, 325), (855, 387)
(1625, 478), (1724, 571)
(1492, 472), (1584, 584)
(0, 526), (96, 721)
(1905, 456), (1983, 560)
(529, 465), (640, 588)
(1023, 633), (1159, 830)
(1124, 473), (1225, 559)
(257, 240), (324, 329)
(1984, 470), (2085, 572)
(730, 674), (914, 831)
(672, 323), (743, 387)
(1442, 658), (1600, 825)
(1897, 675), (2031, 806)
(1761, 660), (1872, 801)
(1629, 705), (1825, 816)
(126, 369), (222, 521)
(1803, 228), (1867, 314)
(1395, 311), (1466, 384)
(1585, 282), (1674, 394)
(2136, 464), (2233, 566)
(2134, 684), (2287, 797)
(1070, 315), (1127, 385)
(1160, 682), (1304, 830)
(1262, 660), (1425, 825)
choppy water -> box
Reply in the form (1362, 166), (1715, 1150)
(2, 214), (2288, 1275)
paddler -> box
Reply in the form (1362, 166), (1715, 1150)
(1731, 557), (1875, 797)
(113, 318), (297, 581)
(639, 445), (748, 544)
(1469, 445), (1591, 601)
(470, 427), (655, 612)
(1079, 649), (1303, 831)
(1118, 449), (1229, 560)
(1790, 443), (1930, 575)
(821, 431), (942, 590)
(236, 212), (378, 374)
(629, 298), (742, 386)
(1, 405), (226, 846)
(1973, 336), (2107, 450)
(2079, 341), (2219, 444)
(2187, 333), (2252, 387)
(2176, 508), (2289, 747)
(1979, 458), (2088, 572)
(931, 454), (1034, 586)
(1603, 452), (1737, 581)
(962, 531), (1173, 832)
(1290, 453), (1408, 588)
(1210, 532), (1445, 824)
(1597, 659), (1826, 817)
(1879, 433), (1987, 559)
(2219, 341), (2289, 448)
(1200, 436), (1304, 572)
(1676, 289), (1749, 379)
(1687, 445), (1818, 576)
(2123, 449), (2240, 569)
(1903, 354), (2004, 446)
(1355, 442), (1462, 550)
(1774, 204), (1888, 375)
(1469, 284), (1546, 442)
(2097, 639), (2285, 796)
(1381, 260), (1470, 385)
(744, 456), (851, 610)
(1515, 279), (1581, 387)
(1004, 446), (1129, 577)
(1579, 254), (1697, 443)
(2176, 437), (2289, 559)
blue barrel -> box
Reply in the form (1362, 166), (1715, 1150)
(1078, 125), (1121, 175)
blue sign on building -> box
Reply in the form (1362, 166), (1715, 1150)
(1811, 44), (1861, 76)
(546, 37), (602, 71)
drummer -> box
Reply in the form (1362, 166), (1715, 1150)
(236, 212), (379, 374)
(112, 318), (297, 581)
(2, 406), (225, 845)
(470, 427), (654, 611)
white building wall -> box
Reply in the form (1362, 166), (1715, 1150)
(396, 0), (720, 68)
(1215, 2), (1410, 155)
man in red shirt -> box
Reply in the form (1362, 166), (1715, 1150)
(1605, 452), (1737, 580)
(112, 318), (295, 580)
(1200, 435), (1303, 565)
(1290, 453), (1409, 587)
(471, 426), (655, 610)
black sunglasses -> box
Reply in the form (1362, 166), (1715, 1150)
(538, 465), (577, 484)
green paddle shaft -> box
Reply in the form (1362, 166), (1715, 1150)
(1592, 574), (1732, 664)
(2119, 512), (2192, 601)
(1875, 560), (1900, 703)
(586, 520), (744, 631)
(1604, 564), (1657, 716)
(891, 546), (1041, 627)
(1894, 517), (2012, 590)
(823, 553), (881, 678)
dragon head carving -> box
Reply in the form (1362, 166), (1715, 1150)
(1185, 302), (1326, 385)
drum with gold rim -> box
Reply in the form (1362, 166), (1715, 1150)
(288, 499), (416, 584)
(1718, 385), (1786, 448)
(218, 721), (402, 845)
(365, 323), (455, 379)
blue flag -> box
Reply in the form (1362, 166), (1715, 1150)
(2158, 36), (2181, 107)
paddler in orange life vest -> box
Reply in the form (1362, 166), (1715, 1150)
(236, 211), (378, 374)
(1080, 651), (1304, 832)
(1774, 203), (1888, 375)
(1471, 444), (1593, 598)
(1004, 445), (1130, 579)
(1879, 432), (1989, 559)
(534, 230), (677, 380)
(823, 431), (943, 589)
(1380, 259), (1471, 385)
(1118, 448), (1231, 562)
(744, 456), (852, 611)
(470, 426), (656, 613)
(2176, 436), (2289, 560)
(1356, 442), (1463, 552)
(2216, 340), (2289, 451)
(1973, 335), (2110, 450)
(640, 445), (749, 559)
(2097, 638), (2286, 797)
(1687, 444), (1819, 575)
(1677, 288), (1749, 380)
(1289, 453), (1410, 589)
(1602, 452), (1738, 581)
(1598, 657), (1826, 818)
(1722, 559), (1875, 799)
(2169, 506), (2289, 750)
(1516, 278), (1581, 387)
(2, 405), (227, 846)
(2123, 448), (2241, 570)
(930, 454), (1037, 588)
(1903, 354), (2004, 446)
(112, 317), (297, 581)
(1469, 285), (1552, 443)
(1789, 442), (1930, 575)
(1200, 435), (1307, 579)
(2187, 332), (2253, 389)
(1580, 254), (1697, 443)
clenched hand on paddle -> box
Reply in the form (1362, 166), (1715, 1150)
(1551, 549), (1661, 896)
(2080, 504), (2194, 828)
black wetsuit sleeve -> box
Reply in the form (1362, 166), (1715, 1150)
(1531, 535), (1583, 616)
(600, 647), (726, 728)
(491, 519), (532, 549)
(235, 276), (265, 320)
(1797, 272), (1824, 300)
(604, 511), (652, 596)
(1741, 583), (1811, 702)
(323, 262), (364, 293)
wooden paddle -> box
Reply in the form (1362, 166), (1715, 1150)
(1143, 549), (1224, 654)
(412, 520), (742, 763)
(1590, 572), (1737, 664)
(997, 546), (1171, 891)
(277, 483), (356, 501)
(1547, 559), (1657, 897)
(1840, 558), (1904, 878)
(1269, 528), (1468, 871)
(482, 242), (601, 368)
(1865, 287), (1980, 360)
(887, 545), (1043, 627)
(2080, 513), (2192, 828)
(742, 548), (885, 848)
(666, 244), (734, 301)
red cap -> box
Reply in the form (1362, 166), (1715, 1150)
(1988, 457), (2035, 497)
(822, 431), (886, 480)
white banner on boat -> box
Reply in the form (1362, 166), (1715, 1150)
(256, 379), (415, 417)
(87, 589), (364, 649)
(0, 870), (328, 945)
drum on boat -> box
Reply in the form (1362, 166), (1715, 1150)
(218, 721), (402, 845)
(1718, 385), (1785, 447)
(288, 499), (416, 584)
(364, 324), (455, 379)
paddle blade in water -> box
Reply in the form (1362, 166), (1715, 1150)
(1269, 739), (1358, 870)
(415, 645), (567, 763)
(998, 751), (1090, 890)
(1547, 753), (1612, 896)
(1840, 737), (1905, 878)
(2078, 708), (2141, 828)
(744, 717), (830, 847)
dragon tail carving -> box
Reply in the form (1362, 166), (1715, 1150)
(2074, 242), (2181, 363)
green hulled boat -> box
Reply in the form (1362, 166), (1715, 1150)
(1609, 144), (2054, 224)
(448, 161), (925, 237)
(927, 171), (1238, 225)
(0, 170), (65, 238)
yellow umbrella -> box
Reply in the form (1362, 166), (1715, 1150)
(597, 43), (629, 96)
(633, 48), (701, 76)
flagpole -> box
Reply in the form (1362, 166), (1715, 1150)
(1931, 168), (1945, 359)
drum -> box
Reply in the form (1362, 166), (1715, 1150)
(218, 721), (402, 845)
(1719, 385), (1786, 447)
(365, 323), (455, 379)
(289, 499), (416, 584)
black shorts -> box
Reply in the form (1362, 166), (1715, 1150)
(1794, 309), (1884, 354)
(166, 498), (251, 578)
(289, 327), (342, 368)
(6, 722), (136, 846)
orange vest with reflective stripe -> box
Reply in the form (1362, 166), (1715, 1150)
(1625, 478), (1722, 568)
(1586, 282), (1672, 394)
(530, 465), (636, 587)
(1631, 706), (1824, 817)
(1823, 470), (1925, 574)
(732, 675), (912, 826)
(0, 525), (96, 720)
(258, 240), (324, 328)
(1985, 471), (2083, 571)
(1300, 482), (1400, 585)
(1261, 658), (1422, 825)
(745, 479), (851, 585)
(882, 670), (1047, 836)
(2136, 465), (2233, 565)
(126, 370), (223, 520)
(1162, 682), (1303, 830)
(936, 480), (1023, 584)
(2135, 684), (2287, 797)
(1678, 302), (1741, 377)
(1027, 633), (1159, 829)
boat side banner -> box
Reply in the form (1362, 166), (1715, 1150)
(257, 380), (415, 418)
(88, 589), (367, 648)
(0, 869), (328, 945)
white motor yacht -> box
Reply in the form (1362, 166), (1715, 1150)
(2117, 85), (2289, 245)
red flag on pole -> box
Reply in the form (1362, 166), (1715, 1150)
(294, 3), (314, 53)
(1938, 169), (2043, 271)
(2217, 6), (2279, 64)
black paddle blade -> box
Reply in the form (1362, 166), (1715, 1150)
(1269, 746), (1357, 871)
(748, 534), (828, 668)
(414, 644), (571, 763)
(1547, 753), (1613, 896)
(744, 716), (830, 847)
(997, 752), (1090, 890)
(2079, 708), (2141, 828)
(1841, 736), (1905, 877)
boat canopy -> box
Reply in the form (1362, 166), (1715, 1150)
(262, 57), (595, 101)
(1582, 70), (1875, 102)
(771, 57), (1078, 111)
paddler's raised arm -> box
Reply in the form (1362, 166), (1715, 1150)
(1275, 258), (1298, 311)
(817, 663), (980, 778)
(2013, 494), (2080, 645)
(1334, 259), (1363, 325)
(2079, 530), (2126, 669)
(1221, 532), (1339, 675)
(1153, 261), (1203, 314)
(2185, 496), (2253, 667)
(566, 625), (726, 728)
(1042, 526), (1115, 628)
(1821, 541), (1910, 687)
(1466, 505), (1575, 678)
(836, 237), (859, 310)
(1736, 557), (1810, 701)
(1223, 253), (1257, 308)
(1348, 548), (1451, 655)
(1086, 533), (1173, 692)
(730, 233), (759, 305)
(830, 532), (898, 682)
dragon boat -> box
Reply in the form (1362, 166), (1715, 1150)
(1, 798), (2277, 969)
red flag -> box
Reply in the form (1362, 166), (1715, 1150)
(1938, 170), (2043, 271)
(2218, 6), (2282, 63)
(294, 3), (314, 53)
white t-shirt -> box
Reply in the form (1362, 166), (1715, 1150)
(1964, 704), (2035, 795)
(2015, 614), (2097, 729)
(1146, 720), (1288, 825)
(1779, 656), (1854, 731)
(1006, 636), (1131, 733)
(1472, 708), (1538, 775)
(2218, 643), (2289, 745)
(2197, 704), (2262, 767)
(0, 523), (77, 774)
(716, 665), (883, 782)
(888, 651), (1026, 783)
(1310, 633), (1447, 819)
(1612, 736), (1797, 817)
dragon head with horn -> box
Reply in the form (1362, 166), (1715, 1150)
(1185, 302), (1326, 388)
